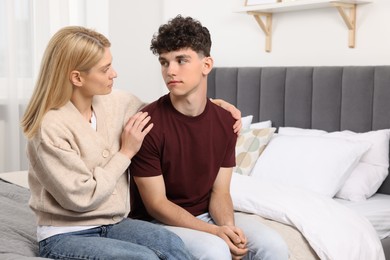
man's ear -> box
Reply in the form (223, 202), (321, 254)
(202, 56), (214, 76)
(70, 70), (83, 87)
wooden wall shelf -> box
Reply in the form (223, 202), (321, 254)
(236, 0), (372, 52)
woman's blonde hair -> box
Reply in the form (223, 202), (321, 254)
(21, 26), (111, 139)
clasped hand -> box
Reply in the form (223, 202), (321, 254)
(215, 225), (248, 259)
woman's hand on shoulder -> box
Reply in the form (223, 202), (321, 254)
(210, 98), (242, 135)
(119, 112), (153, 159)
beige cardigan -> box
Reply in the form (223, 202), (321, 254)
(27, 90), (144, 226)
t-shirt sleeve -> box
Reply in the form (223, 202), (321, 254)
(215, 102), (237, 168)
(222, 130), (237, 168)
(129, 123), (162, 178)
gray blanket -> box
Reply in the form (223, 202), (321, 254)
(0, 179), (45, 259)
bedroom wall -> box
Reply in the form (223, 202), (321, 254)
(109, 0), (389, 103)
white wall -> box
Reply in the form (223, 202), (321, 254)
(109, 0), (165, 103)
(109, 0), (389, 103)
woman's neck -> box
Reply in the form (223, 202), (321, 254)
(71, 93), (94, 122)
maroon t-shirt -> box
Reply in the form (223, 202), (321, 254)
(129, 94), (237, 220)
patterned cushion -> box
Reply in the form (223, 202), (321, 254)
(234, 128), (276, 176)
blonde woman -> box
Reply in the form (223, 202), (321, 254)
(21, 26), (194, 260)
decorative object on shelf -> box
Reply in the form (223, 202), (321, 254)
(236, 0), (372, 52)
(245, 0), (281, 5)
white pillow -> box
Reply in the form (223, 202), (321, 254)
(250, 120), (272, 129)
(279, 127), (390, 201)
(251, 135), (371, 197)
(278, 127), (327, 136)
(337, 163), (388, 201)
(241, 115), (272, 130)
(242, 115), (253, 129)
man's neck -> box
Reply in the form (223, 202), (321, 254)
(170, 93), (207, 117)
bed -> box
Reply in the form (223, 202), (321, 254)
(1, 66), (389, 260)
(207, 66), (390, 260)
(0, 172), (45, 259)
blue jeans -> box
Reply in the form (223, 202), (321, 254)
(163, 212), (289, 260)
(39, 218), (193, 260)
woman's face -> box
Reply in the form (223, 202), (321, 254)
(79, 47), (117, 97)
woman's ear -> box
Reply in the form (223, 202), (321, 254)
(70, 70), (83, 87)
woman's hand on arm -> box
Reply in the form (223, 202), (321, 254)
(119, 111), (153, 159)
(210, 98), (242, 135)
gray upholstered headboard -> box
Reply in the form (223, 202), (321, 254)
(207, 66), (390, 195)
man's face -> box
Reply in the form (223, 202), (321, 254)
(158, 48), (209, 98)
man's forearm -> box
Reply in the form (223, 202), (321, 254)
(209, 192), (235, 226)
(148, 198), (220, 235)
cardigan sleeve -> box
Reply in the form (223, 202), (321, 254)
(28, 127), (130, 213)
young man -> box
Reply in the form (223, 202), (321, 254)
(129, 15), (289, 260)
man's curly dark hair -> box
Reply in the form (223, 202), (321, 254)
(150, 15), (211, 57)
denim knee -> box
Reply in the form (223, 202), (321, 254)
(255, 234), (289, 260)
(196, 235), (231, 260)
(234, 212), (289, 260)
(153, 228), (193, 260)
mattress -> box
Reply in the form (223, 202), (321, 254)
(0, 178), (44, 259)
(336, 194), (390, 240)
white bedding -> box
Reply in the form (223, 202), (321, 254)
(0, 170), (29, 188)
(230, 173), (385, 260)
(336, 193), (390, 240)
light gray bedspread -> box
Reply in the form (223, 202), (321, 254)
(0, 179), (45, 260)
